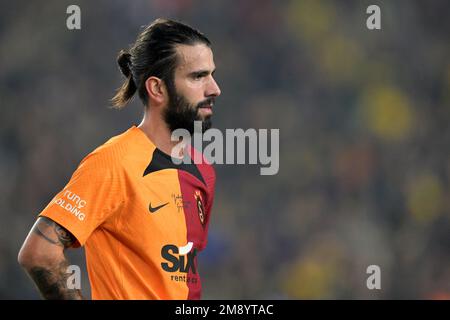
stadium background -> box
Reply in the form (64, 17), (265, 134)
(1, 0), (449, 299)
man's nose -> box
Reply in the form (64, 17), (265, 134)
(206, 77), (221, 97)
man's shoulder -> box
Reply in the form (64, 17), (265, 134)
(194, 157), (216, 190)
(79, 127), (138, 171)
(199, 163), (216, 193)
(189, 146), (216, 183)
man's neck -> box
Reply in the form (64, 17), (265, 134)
(137, 110), (185, 159)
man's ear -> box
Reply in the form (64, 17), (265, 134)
(145, 76), (167, 105)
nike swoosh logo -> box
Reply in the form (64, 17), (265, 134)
(149, 202), (169, 213)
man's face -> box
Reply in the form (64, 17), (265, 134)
(163, 43), (221, 134)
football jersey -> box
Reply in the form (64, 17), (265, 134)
(39, 126), (215, 300)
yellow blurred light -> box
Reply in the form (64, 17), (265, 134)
(360, 86), (414, 141)
(406, 174), (444, 223)
(286, 0), (336, 43)
(283, 259), (336, 299)
(282, 242), (344, 299)
(319, 35), (364, 83)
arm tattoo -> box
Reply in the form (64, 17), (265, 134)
(29, 262), (83, 300)
(26, 217), (83, 299)
(32, 217), (76, 248)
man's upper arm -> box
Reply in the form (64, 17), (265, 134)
(18, 217), (84, 300)
(37, 150), (126, 246)
(31, 216), (77, 248)
(18, 217), (77, 268)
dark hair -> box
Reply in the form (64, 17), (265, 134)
(111, 18), (211, 108)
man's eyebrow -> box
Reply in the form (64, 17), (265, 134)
(188, 69), (216, 77)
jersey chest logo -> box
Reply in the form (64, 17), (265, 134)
(148, 201), (169, 213)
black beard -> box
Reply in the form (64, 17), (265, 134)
(163, 82), (213, 135)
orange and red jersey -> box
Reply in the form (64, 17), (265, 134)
(39, 126), (215, 300)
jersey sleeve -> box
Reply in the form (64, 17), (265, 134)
(39, 150), (126, 247)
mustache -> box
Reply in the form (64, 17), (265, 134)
(196, 97), (215, 109)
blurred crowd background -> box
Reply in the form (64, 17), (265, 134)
(1, 0), (449, 299)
